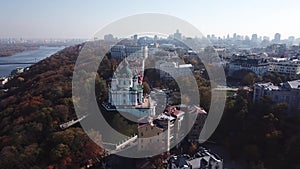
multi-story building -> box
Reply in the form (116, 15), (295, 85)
(167, 147), (223, 169)
(265, 44), (286, 55)
(104, 34), (115, 41)
(110, 45), (126, 59)
(227, 54), (269, 76)
(268, 61), (300, 78)
(137, 106), (185, 153)
(155, 60), (194, 80)
(274, 33), (281, 43)
(137, 121), (167, 153)
(126, 46), (148, 58)
(174, 29), (182, 40)
(253, 80), (300, 116)
(110, 45), (148, 59)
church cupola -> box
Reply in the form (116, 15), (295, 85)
(119, 57), (132, 78)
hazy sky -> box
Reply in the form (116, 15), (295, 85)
(1, 0), (300, 39)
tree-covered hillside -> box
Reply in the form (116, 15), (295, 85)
(0, 45), (104, 169)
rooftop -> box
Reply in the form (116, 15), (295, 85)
(178, 64), (193, 68)
(168, 147), (223, 169)
(256, 82), (279, 91)
(287, 80), (300, 89)
(256, 80), (300, 91)
(164, 106), (183, 117)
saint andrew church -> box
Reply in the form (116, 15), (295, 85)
(108, 58), (144, 107)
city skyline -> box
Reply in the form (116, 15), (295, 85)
(1, 0), (300, 39)
(1, 32), (299, 42)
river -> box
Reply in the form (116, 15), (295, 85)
(0, 46), (65, 77)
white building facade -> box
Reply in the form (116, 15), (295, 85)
(268, 61), (300, 78)
(155, 60), (194, 79)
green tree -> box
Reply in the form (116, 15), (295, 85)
(142, 81), (151, 94)
(242, 72), (256, 86)
(50, 144), (71, 162)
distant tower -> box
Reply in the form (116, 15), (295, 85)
(274, 33), (281, 43)
(133, 34), (138, 41)
(251, 34), (258, 43)
(288, 36), (295, 43)
(174, 29), (182, 40)
(233, 33), (237, 40)
(245, 35), (250, 41)
(104, 34), (114, 41)
(154, 35), (158, 42)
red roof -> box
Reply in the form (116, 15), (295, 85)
(164, 106), (181, 116)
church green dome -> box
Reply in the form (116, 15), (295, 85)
(119, 58), (132, 77)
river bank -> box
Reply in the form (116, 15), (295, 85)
(0, 44), (40, 57)
(0, 46), (65, 76)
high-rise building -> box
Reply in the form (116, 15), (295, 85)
(245, 35), (250, 41)
(233, 33), (237, 40)
(251, 34), (258, 43)
(133, 34), (138, 41)
(174, 29), (182, 40)
(274, 33), (281, 43)
(288, 36), (295, 43)
(104, 34), (114, 41)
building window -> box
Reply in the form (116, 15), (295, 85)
(140, 132), (143, 137)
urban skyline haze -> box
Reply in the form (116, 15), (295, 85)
(1, 0), (300, 39)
